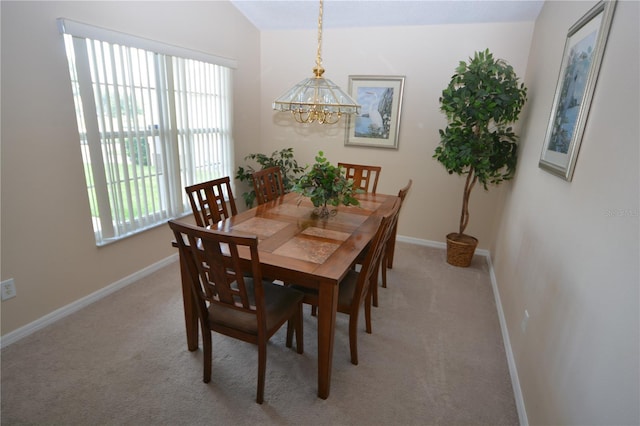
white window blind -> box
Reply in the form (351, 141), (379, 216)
(59, 19), (235, 245)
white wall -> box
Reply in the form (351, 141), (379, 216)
(257, 21), (535, 248)
(493, 1), (639, 424)
(0, 1), (260, 334)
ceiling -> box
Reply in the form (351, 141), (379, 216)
(229, 0), (545, 31)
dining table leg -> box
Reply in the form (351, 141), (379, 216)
(178, 250), (199, 351)
(316, 280), (339, 399)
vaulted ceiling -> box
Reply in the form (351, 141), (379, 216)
(230, 0), (545, 31)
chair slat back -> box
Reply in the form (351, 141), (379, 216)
(398, 179), (412, 204)
(185, 177), (238, 227)
(353, 198), (400, 305)
(385, 179), (412, 270)
(252, 166), (285, 205)
(338, 163), (381, 193)
(168, 220), (264, 324)
(391, 179), (412, 242)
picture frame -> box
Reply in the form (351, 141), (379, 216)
(539, 0), (617, 181)
(345, 75), (405, 149)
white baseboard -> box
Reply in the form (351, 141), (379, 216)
(396, 234), (491, 257)
(0, 254), (178, 349)
(397, 235), (527, 425)
(397, 234), (447, 249)
(485, 255), (529, 426)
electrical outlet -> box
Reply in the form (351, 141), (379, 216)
(1, 278), (17, 301)
(520, 309), (529, 333)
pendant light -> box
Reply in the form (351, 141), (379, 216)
(272, 0), (360, 124)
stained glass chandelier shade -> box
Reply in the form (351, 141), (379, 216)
(272, 0), (360, 124)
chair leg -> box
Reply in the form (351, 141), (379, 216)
(365, 289), (373, 335)
(295, 304), (304, 354)
(311, 305), (317, 316)
(256, 340), (266, 404)
(381, 263), (388, 289)
(286, 306), (304, 354)
(387, 227), (397, 269)
(381, 251), (388, 289)
(372, 263), (380, 307)
(202, 327), (212, 383)
(348, 314), (359, 365)
(286, 319), (294, 348)
(372, 281), (378, 307)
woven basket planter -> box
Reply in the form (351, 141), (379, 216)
(445, 233), (478, 267)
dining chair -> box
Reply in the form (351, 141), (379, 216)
(351, 179), (411, 309)
(168, 220), (304, 404)
(185, 176), (238, 227)
(382, 179), (413, 288)
(367, 194), (403, 308)
(292, 198), (400, 365)
(252, 166), (285, 205)
(337, 162), (382, 193)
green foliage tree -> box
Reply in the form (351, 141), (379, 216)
(235, 147), (305, 208)
(434, 49), (527, 236)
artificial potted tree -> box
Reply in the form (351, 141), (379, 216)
(434, 49), (527, 267)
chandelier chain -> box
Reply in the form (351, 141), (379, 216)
(315, 0), (323, 72)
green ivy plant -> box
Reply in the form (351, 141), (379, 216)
(434, 49), (527, 236)
(235, 148), (305, 208)
(292, 151), (360, 217)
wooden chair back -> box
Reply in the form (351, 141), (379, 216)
(385, 179), (412, 273)
(362, 178), (414, 302)
(347, 198), (400, 363)
(252, 166), (285, 205)
(169, 221), (264, 331)
(185, 176), (237, 227)
(398, 179), (413, 204)
(168, 220), (304, 403)
(338, 162), (381, 193)
(357, 198), (401, 302)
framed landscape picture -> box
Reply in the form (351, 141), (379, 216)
(539, 0), (617, 181)
(345, 75), (405, 149)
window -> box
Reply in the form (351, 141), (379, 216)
(59, 19), (235, 245)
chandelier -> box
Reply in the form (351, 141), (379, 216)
(272, 0), (360, 125)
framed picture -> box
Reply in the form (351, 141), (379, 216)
(539, 0), (617, 181)
(345, 75), (405, 149)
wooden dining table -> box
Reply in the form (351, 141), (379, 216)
(175, 191), (398, 399)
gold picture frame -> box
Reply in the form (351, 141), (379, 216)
(345, 75), (405, 149)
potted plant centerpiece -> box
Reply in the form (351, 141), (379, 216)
(434, 49), (527, 267)
(293, 151), (360, 218)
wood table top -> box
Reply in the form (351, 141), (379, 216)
(212, 191), (399, 288)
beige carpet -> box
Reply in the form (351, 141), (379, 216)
(1, 242), (518, 425)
